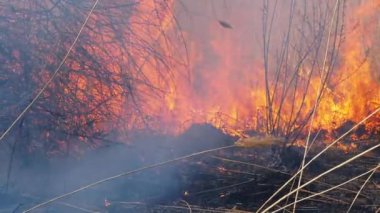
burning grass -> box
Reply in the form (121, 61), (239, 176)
(0, 0), (379, 212)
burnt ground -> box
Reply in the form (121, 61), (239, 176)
(0, 124), (379, 212)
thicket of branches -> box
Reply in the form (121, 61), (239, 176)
(261, 0), (346, 141)
(0, 0), (183, 157)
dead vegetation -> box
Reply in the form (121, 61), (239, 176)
(0, 0), (379, 212)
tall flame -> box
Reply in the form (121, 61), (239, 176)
(68, 0), (379, 139)
(139, 0), (380, 137)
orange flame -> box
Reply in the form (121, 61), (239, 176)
(69, 0), (380, 141)
(139, 0), (380, 138)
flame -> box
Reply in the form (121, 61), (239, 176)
(135, 0), (380, 138)
(64, 0), (379, 141)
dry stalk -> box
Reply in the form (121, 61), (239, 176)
(272, 164), (379, 212)
(299, 189), (349, 205)
(56, 202), (100, 213)
(262, 142), (380, 212)
(180, 199), (192, 213)
(189, 179), (255, 196)
(346, 164), (380, 212)
(234, 135), (285, 148)
(257, 107), (380, 212)
(293, 0), (341, 210)
(212, 155), (370, 198)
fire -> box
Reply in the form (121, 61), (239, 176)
(56, 0), (178, 138)
(315, 0), (380, 134)
(130, 0), (380, 138)
(65, 0), (380, 141)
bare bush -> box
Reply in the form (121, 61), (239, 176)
(0, 0), (184, 156)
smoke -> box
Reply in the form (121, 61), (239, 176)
(0, 124), (234, 211)
(1, 0), (380, 211)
